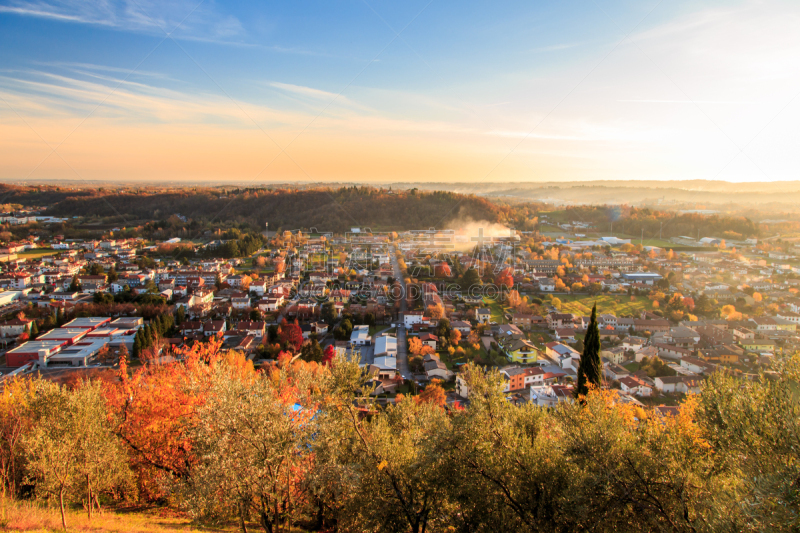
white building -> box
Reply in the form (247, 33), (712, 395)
(372, 334), (397, 374)
(538, 280), (556, 292)
(404, 311), (425, 328)
(350, 324), (371, 346)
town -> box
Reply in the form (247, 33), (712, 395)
(0, 203), (793, 415)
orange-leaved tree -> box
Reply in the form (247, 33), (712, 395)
(495, 267), (514, 289)
(105, 337), (255, 500)
(415, 379), (447, 408)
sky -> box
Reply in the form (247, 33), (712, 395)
(0, 0), (798, 184)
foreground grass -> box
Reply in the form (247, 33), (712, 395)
(0, 499), (235, 533)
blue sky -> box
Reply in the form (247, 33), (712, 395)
(1, 0), (798, 183)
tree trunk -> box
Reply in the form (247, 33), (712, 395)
(310, 498), (324, 531)
(87, 478), (92, 521)
(59, 488), (67, 530)
(259, 509), (273, 533)
(238, 500), (249, 533)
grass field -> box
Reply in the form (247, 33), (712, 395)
(527, 330), (552, 348)
(370, 325), (395, 336)
(0, 499), (234, 533)
(596, 233), (678, 249)
(554, 294), (651, 317)
(454, 342), (487, 365)
(483, 297), (510, 323)
(16, 248), (57, 259)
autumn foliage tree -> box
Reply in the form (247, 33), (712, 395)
(0, 379), (34, 499)
(426, 303), (445, 320)
(467, 327), (483, 348)
(415, 379), (446, 408)
(2, 334), (799, 532)
(104, 338), (249, 500)
(408, 336), (424, 356)
(506, 289), (522, 309)
(434, 263), (452, 278)
(279, 320), (304, 352)
(495, 267), (514, 289)
(322, 344), (336, 366)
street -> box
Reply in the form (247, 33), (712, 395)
(390, 244), (412, 380)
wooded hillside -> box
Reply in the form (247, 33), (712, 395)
(0, 185), (531, 232)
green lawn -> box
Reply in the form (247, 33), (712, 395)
(638, 238), (681, 249)
(483, 297), (510, 323)
(555, 294), (651, 317)
(369, 325), (395, 337)
(536, 225), (678, 249)
(538, 224), (566, 233)
(17, 247), (57, 258)
(451, 342), (486, 365)
(624, 362), (641, 372)
(527, 330), (552, 348)
(599, 233), (678, 249)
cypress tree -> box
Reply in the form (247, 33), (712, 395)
(30, 320), (38, 337)
(133, 332), (142, 358)
(575, 304), (602, 399)
(139, 328), (148, 351)
(175, 306), (185, 325)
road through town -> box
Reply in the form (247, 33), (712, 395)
(390, 245), (412, 379)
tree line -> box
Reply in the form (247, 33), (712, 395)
(37, 186), (519, 233)
(0, 338), (797, 532)
(562, 205), (760, 239)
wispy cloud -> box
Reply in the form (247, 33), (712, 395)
(529, 42), (583, 53)
(268, 82), (341, 102)
(619, 99), (759, 105)
(0, 0), (247, 43)
(0, 69), (467, 137)
(31, 61), (174, 82)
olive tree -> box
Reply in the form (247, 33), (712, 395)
(24, 380), (131, 529)
(183, 360), (319, 533)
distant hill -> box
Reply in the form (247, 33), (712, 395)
(0, 185), (532, 233)
(389, 180), (800, 217)
(0, 183), (761, 238)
